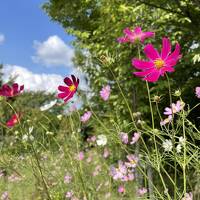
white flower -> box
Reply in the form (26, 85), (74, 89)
(22, 135), (28, 142)
(96, 135), (107, 146)
(179, 136), (186, 145)
(29, 135), (34, 141)
(57, 114), (63, 120)
(176, 144), (182, 153)
(40, 100), (57, 111)
(29, 126), (34, 134)
(162, 139), (173, 152)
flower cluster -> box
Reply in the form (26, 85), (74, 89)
(119, 132), (140, 145)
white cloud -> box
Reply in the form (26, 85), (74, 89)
(2, 65), (63, 93)
(0, 33), (5, 44)
(2, 65), (88, 93)
(32, 35), (74, 67)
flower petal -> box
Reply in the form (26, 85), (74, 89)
(133, 68), (155, 77)
(143, 70), (160, 82)
(161, 38), (171, 59)
(64, 77), (73, 86)
(144, 44), (160, 61)
(134, 27), (142, 34)
(58, 85), (69, 92)
(132, 59), (154, 70)
(167, 43), (181, 61)
(57, 92), (68, 99)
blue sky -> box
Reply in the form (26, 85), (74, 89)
(0, 0), (73, 75)
(0, 0), (86, 93)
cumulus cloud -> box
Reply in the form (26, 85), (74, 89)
(2, 65), (63, 93)
(0, 33), (5, 44)
(2, 65), (88, 93)
(32, 35), (74, 67)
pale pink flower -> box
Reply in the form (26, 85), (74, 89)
(81, 111), (92, 123)
(118, 185), (125, 193)
(100, 85), (111, 101)
(86, 155), (93, 163)
(110, 161), (127, 181)
(76, 151), (84, 161)
(137, 188), (148, 196)
(66, 191), (73, 198)
(125, 154), (139, 168)
(120, 132), (129, 144)
(1, 192), (9, 200)
(195, 87), (200, 98)
(64, 174), (72, 184)
(181, 192), (193, 200)
(160, 115), (173, 126)
(103, 148), (110, 158)
(130, 132), (140, 144)
(164, 100), (184, 115)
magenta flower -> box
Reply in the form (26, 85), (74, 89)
(6, 113), (21, 128)
(57, 75), (79, 103)
(120, 132), (129, 144)
(0, 83), (24, 98)
(195, 87), (200, 98)
(100, 85), (110, 101)
(130, 132), (140, 144)
(125, 154), (139, 168)
(80, 111), (92, 123)
(118, 26), (154, 43)
(137, 188), (148, 196)
(118, 185), (125, 193)
(132, 37), (181, 82)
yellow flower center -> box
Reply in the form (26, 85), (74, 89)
(69, 84), (76, 92)
(154, 58), (165, 69)
(131, 160), (136, 165)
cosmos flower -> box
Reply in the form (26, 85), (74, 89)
(162, 139), (173, 152)
(0, 83), (24, 98)
(195, 87), (200, 98)
(6, 113), (21, 128)
(110, 161), (127, 181)
(100, 85), (111, 101)
(137, 188), (148, 196)
(76, 151), (84, 161)
(181, 192), (193, 200)
(125, 154), (139, 168)
(164, 100), (185, 116)
(64, 174), (72, 184)
(130, 132), (140, 144)
(132, 37), (181, 82)
(118, 185), (125, 193)
(103, 148), (110, 158)
(160, 115), (172, 126)
(57, 75), (79, 103)
(80, 111), (92, 123)
(96, 134), (107, 146)
(118, 26), (154, 44)
(1, 191), (9, 200)
(119, 132), (129, 144)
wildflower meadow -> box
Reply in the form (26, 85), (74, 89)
(1, 0), (200, 200)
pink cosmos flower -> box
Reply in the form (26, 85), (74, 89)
(57, 75), (79, 103)
(181, 192), (193, 200)
(130, 132), (140, 144)
(195, 87), (200, 98)
(120, 132), (129, 144)
(160, 115), (172, 126)
(0, 83), (24, 98)
(164, 100), (184, 115)
(132, 37), (181, 82)
(100, 85), (110, 101)
(103, 148), (110, 158)
(1, 191), (9, 200)
(66, 191), (73, 198)
(118, 185), (125, 193)
(125, 154), (139, 168)
(137, 188), (148, 196)
(76, 151), (84, 161)
(118, 26), (154, 43)
(80, 111), (92, 123)
(6, 113), (21, 128)
(110, 161), (127, 181)
(64, 174), (72, 184)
